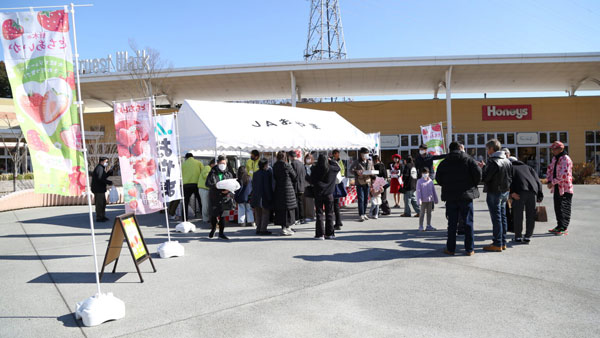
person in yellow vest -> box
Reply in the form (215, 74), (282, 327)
(198, 159), (215, 224)
(246, 150), (260, 179)
(181, 153), (203, 221)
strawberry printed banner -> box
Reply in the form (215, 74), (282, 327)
(0, 10), (86, 196)
(420, 122), (446, 155)
(114, 99), (163, 215)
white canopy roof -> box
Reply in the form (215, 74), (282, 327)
(177, 100), (374, 153)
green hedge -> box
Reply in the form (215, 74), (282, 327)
(0, 173), (34, 181)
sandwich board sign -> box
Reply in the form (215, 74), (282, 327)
(100, 213), (156, 282)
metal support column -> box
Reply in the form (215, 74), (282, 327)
(445, 66), (453, 147)
(291, 71), (297, 107)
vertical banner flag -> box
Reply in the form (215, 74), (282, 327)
(0, 10), (86, 196)
(114, 99), (162, 214)
(154, 114), (182, 202)
(420, 122), (446, 155)
(368, 132), (381, 156)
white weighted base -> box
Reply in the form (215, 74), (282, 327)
(75, 293), (125, 327)
(157, 240), (185, 258)
(175, 221), (196, 233)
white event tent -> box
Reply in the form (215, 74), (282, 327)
(177, 100), (374, 153)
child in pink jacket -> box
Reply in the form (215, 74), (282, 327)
(416, 168), (439, 231)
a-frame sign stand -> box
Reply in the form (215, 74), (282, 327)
(100, 213), (156, 283)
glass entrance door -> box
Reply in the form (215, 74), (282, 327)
(517, 147), (538, 173)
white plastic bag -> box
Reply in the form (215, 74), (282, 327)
(216, 179), (241, 193)
(108, 186), (119, 204)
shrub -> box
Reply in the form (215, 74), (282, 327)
(572, 162), (595, 184)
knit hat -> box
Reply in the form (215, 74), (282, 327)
(550, 141), (564, 150)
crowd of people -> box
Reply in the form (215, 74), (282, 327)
(90, 139), (574, 252)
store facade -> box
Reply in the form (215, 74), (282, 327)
(301, 96), (600, 177)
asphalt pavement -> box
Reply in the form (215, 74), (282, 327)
(0, 185), (599, 338)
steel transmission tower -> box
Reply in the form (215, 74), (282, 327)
(304, 0), (347, 61)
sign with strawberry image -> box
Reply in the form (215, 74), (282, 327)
(420, 122), (446, 156)
(0, 10), (86, 196)
(114, 99), (163, 215)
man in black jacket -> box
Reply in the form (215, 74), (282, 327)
(436, 142), (482, 256)
(479, 139), (513, 252)
(288, 150), (308, 224)
(508, 157), (543, 243)
(91, 157), (113, 222)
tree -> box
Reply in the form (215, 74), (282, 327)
(127, 39), (174, 105)
(0, 61), (12, 98)
(0, 114), (25, 191)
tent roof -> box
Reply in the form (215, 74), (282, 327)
(177, 100), (374, 153)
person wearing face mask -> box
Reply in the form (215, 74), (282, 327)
(273, 151), (298, 236)
(416, 168), (438, 231)
(389, 154), (403, 208)
(205, 155), (234, 240)
(288, 150), (308, 225)
(350, 147), (374, 222)
(415, 144), (447, 180)
(304, 153), (316, 222)
(91, 157), (114, 222)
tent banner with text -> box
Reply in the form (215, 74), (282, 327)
(0, 10), (86, 196)
(114, 99), (162, 214)
(154, 114), (182, 202)
(420, 122), (446, 155)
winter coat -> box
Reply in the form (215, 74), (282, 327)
(415, 153), (446, 179)
(273, 160), (297, 210)
(510, 160), (543, 202)
(290, 159), (308, 194)
(402, 163), (418, 191)
(416, 178), (439, 204)
(482, 151), (512, 193)
(350, 159), (374, 185)
(205, 165), (234, 217)
(546, 152), (574, 195)
(436, 150), (482, 202)
(91, 164), (113, 194)
(234, 179), (252, 203)
(308, 160), (340, 198)
(251, 168), (274, 209)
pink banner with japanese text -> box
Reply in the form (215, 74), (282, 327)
(114, 99), (162, 214)
(0, 9), (86, 196)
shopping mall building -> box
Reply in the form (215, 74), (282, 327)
(1, 52), (599, 177)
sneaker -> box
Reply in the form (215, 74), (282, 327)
(334, 225), (342, 230)
(281, 228), (293, 236)
(426, 225), (437, 231)
(555, 228), (568, 236)
(251, 222), (256, 227)
(373, 215), (378, 220)
(364, 215), (370, 220)
(514, 237), (523, 243)
(325, 235), (336, 239)
(418, 226), (424, 231)
(523, 237), (531, 243)
(358, 216), (365, 222)
(548, 227), (560, 234)
(483, 244), (502, 252)
(444, 248), (455, 255)
(314, 236), (325, 240)
(169, 215), (177, 221)
(465, 251), (475, 256)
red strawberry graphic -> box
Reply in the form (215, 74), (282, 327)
(27, 129), (49, 152)
(68, 166), (86, 196)
(117, 145), (131, 158)
(432, 124), (442, 132)
(59, 71), (76, 90)
(37, 10), (69, 32)
(129, 200), (138, 210)
(2, 19), (24, 40)
(41, 88), (69, 124)
(131, 141), (144, 157)
(422, 129), (428, 135)
(146, 159), (156, 176)
(128, 188), (137, 197)
(60, 124), (82, 150)
(20, 94), (44, 123)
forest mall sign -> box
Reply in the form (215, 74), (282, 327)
(78, 50), (149, 75)
(482, 105), (532, 121)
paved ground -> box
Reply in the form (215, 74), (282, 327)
(0, 185), (599, 338)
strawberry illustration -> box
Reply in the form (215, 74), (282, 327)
(27, 129), (49, 152)
(128, 188), (137, 197)
(68, 166), (87, 196)
(60, 124), (82, 150)
(20, 93), (44, 123)
(422, 129), (428, 136)
(146, 159), (156, 176)
(129, 200), (138, 210)
(41, 88), (69, 124)
(59, 71), (76, 90)
(432, 124), (442, 132)
(37, 10), (69, 32)
(2, 19), (24, 40)
(117, 145), (131, 158)
(131, 140), (144, 157)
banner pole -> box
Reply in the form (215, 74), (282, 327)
(152, 97), (172, 242)
(173, 112), (187, 222)
(70, 2), (101, 296)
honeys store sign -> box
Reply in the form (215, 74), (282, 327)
(482, 105), (532, 121)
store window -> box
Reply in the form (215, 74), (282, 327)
(507, 133), (515, 145)
(400, 135), (408, 147)
(410, 135), (420, 147)
(497, 133), (505, 144)
(467, 134), (475, 145)
(477, 133), (485, 145)
(585, 130), (600, 172)
(540, 132), (548, 144)
(549, 132), (557, 143)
